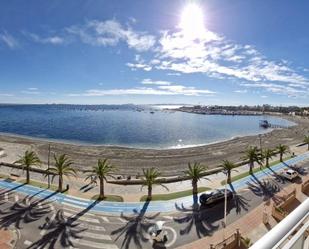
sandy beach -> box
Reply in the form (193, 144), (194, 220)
(0, 115), (308, 177)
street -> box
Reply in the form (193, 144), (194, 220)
(0, 163), (308, 249)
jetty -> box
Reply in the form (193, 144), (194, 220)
(259, 120), (288, 129)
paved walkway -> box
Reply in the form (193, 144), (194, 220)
(0, 152), (309, 215)
(0, 229), (15, 249)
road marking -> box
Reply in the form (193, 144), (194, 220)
(49, 204), (55, 211)
(62, 206), (99, 218)
(79, 223), (106, 232)
(81, 231), (111, 241)
(117, 217), (126, 223)
(63, 211), (100, 224)
(101, 217), (110, 222)
(14, 195), (19, 202)
(24, 240), (32, 246)
(72, 238), (118, 249)
(38, 203), (42, 209)
(4, 193), (8, 201)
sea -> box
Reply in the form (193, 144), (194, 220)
(0, 104), (295, 149)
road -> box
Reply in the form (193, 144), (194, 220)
(0, 159), (308, 249)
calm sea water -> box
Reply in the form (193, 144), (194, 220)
(0, 105), (295, 149)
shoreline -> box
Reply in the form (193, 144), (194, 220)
(0, 115), (307, 177)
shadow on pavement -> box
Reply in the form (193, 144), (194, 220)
(229, 183), (250, 214)
(28, 200), (100, 249)
(246, 173), (282, 204)
(111, 199), (159, 249)
(0, 194), (52, 229)
(173, 193), (219, 238)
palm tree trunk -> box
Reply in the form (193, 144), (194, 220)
(266, 158), (269, 167)
(26, 167), (30, 184)
(192, 180), (198, 195)
(307, 144), (309, 151)
(147, 184), (152, 200)
(249, 161), (254, 174)
(227, 171), (231, 184)
(58, 175), (63, 192)
(99, 178), (104, 200)
(280, 153), (283, 162)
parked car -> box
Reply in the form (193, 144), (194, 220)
(280, 169), (299, 180)
(199, 189), (233, 206)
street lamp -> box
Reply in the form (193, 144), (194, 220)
(222, 169), (228, 241)
(47, 144), (51, 188)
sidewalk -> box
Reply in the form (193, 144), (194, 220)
(177, 176), (309, 249)
(0, 152), (309, 215)
(0, 228), (16, 249)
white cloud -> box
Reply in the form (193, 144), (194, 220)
(68, 84), (215, 97)
(141, 79), (171, 85)
(126, 26), (309, 98)
(67, 19), (155, 51)
(234, 90), (248, 93)
(26, 33), (65, 45)
(0, 93), (14, 97)
(0, 31), (19, 49)
(21, 88), (40, 95)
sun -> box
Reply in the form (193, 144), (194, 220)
(179, 3), (205, 39)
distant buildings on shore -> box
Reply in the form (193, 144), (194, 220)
(176, 104), (309, 116)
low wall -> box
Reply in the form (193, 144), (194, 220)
(0, 162), (56, 176)
(210, 230), (243, 249)
(271, 189), (296, 221)
(301, 178), (309, 194)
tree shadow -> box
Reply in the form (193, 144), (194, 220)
(28, 200), (100, 249)
(246, 174), (282, 204)
(267, 167), (287, 184)
(0, 194), (52, 229)
(0, 182), (26, 197)
(173, 193), (219, 238)
(229, 183), (250, 214)
(111, 199), (159, 249)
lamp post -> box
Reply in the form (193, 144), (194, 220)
(47, 144), (51, 188)
(223, 169), (228, 241)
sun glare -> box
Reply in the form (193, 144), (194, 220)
(180, 3), (205, 39)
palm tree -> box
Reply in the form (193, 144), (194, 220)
(303, 135), (309, 151)
(47, 154), (77, 192)
(262, 148), (275, 167)
(276, 144), (289, 162)
(84, 159), (115, 200)
(183, 162), (207, 196)
(221, 160), (238, 184)
(141, 168), (166, 200)
(14, 150), (41, 184)
(242, 146), (262, 174)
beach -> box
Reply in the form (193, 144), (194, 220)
(0, 115), (308, 177)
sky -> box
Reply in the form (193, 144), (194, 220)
(0, 0), (309, 106)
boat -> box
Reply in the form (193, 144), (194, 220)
(259, 120), (270, 128)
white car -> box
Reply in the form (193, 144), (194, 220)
(280, 169), (299, 180)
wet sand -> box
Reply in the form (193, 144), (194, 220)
(0, 115), (308, 177)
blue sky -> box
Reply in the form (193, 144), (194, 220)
(0, 0), (309, 105)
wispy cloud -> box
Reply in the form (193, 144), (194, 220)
(68, 84), (214, 97)
(25, 32), (65, 45)
(21, 88), (40, 95)
(127, 26), (309, 97)
(234, 89), (248, 93)
(0, 31), (19, 49)
(141, 79), (171, 85)
(66, 19), (155, 51)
